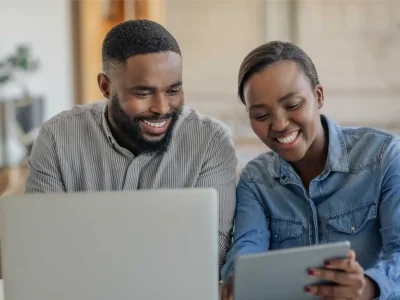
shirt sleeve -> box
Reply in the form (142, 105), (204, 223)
(221, 175), (270, 282)
(364, 138), (400, 299)
(194, 127), (238, 274)
(25, 125), (66, 193)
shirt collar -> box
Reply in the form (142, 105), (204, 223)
(269, 114), (350, 179)
(100, 100), (117, 147)
(323, 114), (349, 173)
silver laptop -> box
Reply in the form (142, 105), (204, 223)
(1, 189), (219, 300)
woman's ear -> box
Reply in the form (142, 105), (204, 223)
(315, 84), (324, 109)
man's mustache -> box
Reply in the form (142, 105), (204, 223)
(133, 109), (182, 122)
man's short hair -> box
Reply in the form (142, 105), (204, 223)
(102, 19), (181, 73)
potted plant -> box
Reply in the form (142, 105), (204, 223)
(0, 44), (44, 169)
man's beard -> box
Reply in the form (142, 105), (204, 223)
(109, 95), (182, 155)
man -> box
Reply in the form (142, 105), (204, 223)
(25, 20), (237, 271)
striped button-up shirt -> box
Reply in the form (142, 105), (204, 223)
(25, 100), (237, 271)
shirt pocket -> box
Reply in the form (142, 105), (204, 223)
(268, 217), (304, 250)
(326, 202), (377, 237)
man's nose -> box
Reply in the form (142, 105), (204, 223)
(150, 94), (170, 116)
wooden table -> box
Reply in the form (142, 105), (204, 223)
(0, 167), (28, 197)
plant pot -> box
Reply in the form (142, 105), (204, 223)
(0, 95), (44, 169)
(0, 99), (26, 168)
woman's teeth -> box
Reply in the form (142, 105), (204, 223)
(277, 131), (299, 144)
(143, 120), (167, 128)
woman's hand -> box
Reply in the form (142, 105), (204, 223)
(305, 250), (377, 299)
(220, 275), (234, 300)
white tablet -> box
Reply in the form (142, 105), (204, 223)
(234, 241), (351, 300)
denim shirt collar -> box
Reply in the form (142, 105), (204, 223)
(269, 114), (350, 180)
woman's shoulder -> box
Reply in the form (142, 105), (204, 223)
(340, 125), (400, 171)
(341, 125), (397, 140)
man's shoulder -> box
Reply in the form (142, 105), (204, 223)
(173, 106), (236, 162)
(179, 106), (232, 138)
(40, 101), (105, 134)
(175, 106), (238, 178)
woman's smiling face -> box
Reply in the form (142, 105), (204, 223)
(243, 60), (324, 162)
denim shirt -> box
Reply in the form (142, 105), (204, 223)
(222, 115), (400, 299)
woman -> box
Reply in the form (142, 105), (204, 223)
(221, 41), (400, 300)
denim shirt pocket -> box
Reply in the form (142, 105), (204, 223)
(326, 202), (377, 236)
(268, 217), (304, 249)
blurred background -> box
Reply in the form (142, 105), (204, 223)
(0, 0), (399, 193)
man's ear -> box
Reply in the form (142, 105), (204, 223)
(315, 84), (324, 109)
(97, 73), (111, 99)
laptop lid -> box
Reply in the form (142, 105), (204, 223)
(1, 189), (218, 300)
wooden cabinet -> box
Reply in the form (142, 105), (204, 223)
(71, 0), (165, 105)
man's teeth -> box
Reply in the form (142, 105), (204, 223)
(143, 120), (167, 128)
(277, 131), (299, 144)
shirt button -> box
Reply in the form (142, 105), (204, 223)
(274, 235), (279, 239)
(350, 226), (356, 231)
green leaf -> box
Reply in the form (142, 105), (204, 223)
(0, 74), (11, 84)
(17, 45), (30, 56)
(17, 57), (29, 70)
(8, 56), (17, 66)
(1, 44), (40, 74)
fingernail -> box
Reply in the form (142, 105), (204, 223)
(324, 261), (331, 266)
(307, 269), (315, 276)
(304, 287), (311, 293)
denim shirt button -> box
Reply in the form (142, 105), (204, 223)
(350, 226), (356, 231)
(274, 235), (279, 239)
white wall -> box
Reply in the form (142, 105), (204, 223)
(164, 0), (400, 168)
(297, 0), (400, 129)
(166, 0), (400, 134)
(165, 0), (266, 119)
(0, 0), (73, 121)
(165, 0), (268, 168)
(2, 0), (396, 131)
